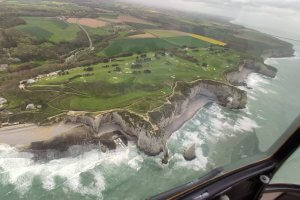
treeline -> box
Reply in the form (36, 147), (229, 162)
(125, 30), (145, 37)
(0, 14), (26, 29)
(0, 28), (91, 63)
(0, 28), (20, 48)
(170, 49), (199, 64)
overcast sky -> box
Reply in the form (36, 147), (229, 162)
(121, 0), (300, 40)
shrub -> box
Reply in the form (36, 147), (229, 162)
(69, 74), (82, 81)
(114, 67), (121, 72)
(84, 67), (94, 71)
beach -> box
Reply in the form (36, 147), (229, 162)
(0, 123), (79, 146)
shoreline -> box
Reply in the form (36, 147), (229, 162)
(0, 46), (295, 159)
(0, 123), (79, 146)
(163, 95), (212, 140)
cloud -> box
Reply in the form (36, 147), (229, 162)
(185, 0), (300, 12)
(121, 0), (299, 18)
(119, 0), (300, 40)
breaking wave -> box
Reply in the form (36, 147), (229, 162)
(0, 143), (144, 199)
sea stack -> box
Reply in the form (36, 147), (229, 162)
(184, 143), (196, 161)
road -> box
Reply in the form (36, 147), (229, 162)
(77, 23), (93, 50)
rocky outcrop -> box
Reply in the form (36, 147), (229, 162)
(65, 111), (164, 156)
(184, 143), (196, 161)
(148, 80), (247, 130)
(225, 59), (278, 86)
(262, 44), (294, 59)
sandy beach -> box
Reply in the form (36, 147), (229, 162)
(0, 123), (79, 146)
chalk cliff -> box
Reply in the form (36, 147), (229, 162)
(56, 79), (247, 156)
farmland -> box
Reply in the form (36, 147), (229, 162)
(0, 0), (293, 123)
(103, 38), (176, 56)
(189, 33), (227, 46)
(67, 18), (107, 28)
(16, 17), (80, 42)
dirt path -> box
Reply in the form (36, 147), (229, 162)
(78, 23), (93, 50)
(63, 19), (94, 63)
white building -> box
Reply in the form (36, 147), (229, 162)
(27, 79), (36, 84)
(0, 97), (7, 105)
(19, 84), (25, 90)
(0, 64), (8, 71)
(26, 103), (36, 110)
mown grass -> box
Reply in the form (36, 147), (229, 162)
(29, 47), (240, 115)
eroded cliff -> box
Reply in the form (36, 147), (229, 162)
(225, 59), (278, 86)
(56, 79), (247, 156)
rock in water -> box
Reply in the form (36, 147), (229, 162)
(184, 143), (196, 161)
(162, 149), (169, 164)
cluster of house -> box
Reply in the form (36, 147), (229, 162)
(17, 71), (61, 111)
(0, 121), (20, 128)
(154, 51), (168, 59)
(0, 97), (7, 108)
(0, 64), (8, 72)
(131, 54), (152, 69)
(18, 70), (61, 90)
(25, 103), (42, 110)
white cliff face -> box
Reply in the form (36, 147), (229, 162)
(65, 111), (164, 156)
(47, 80), (247, 156)
(149, 80), (247, 130)
(226, 59), (278, 86)
(262, 46), (294, 60)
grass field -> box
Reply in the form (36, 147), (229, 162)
(84, 26), (110, 36)
(24, 47), (240, 114)
(103, 38), (176, 56)
(103, 35), (215, 56)
(163, 36), (211, 48)
(16, 17), (80, 42)
(145, 29), (226, 47)
(145, 29), (188, 38)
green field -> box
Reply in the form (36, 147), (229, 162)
(1, 0), (289, 124)
(163, 36), (211, 48)
(22, 47), (240, 115)
(84, 26), (110, 36)
(103, 36), (213, 57)
(16, 17), (80, 42)
(104, 38), (176, 56)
